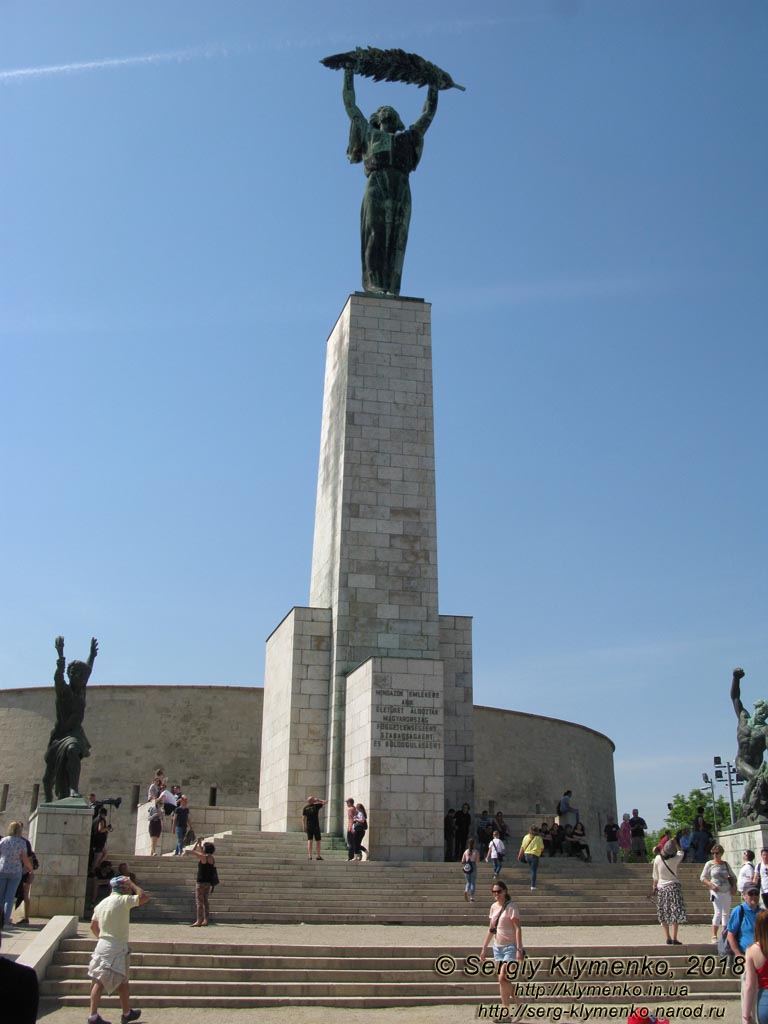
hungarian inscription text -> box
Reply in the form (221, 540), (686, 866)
(372, 687), (443, 751)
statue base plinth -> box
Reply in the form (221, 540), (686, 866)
(718, 819), (768, 867)
(28, 801), (92, 918)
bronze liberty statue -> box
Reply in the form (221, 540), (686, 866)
(322, 47), (464, 296)
(43, 635), (98, 801)
(343, 69), (437, 296)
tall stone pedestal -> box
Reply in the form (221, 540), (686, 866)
(259, 294), (474, 858)
(28, 799), (92, 918)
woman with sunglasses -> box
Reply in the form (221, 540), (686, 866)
(480, 879), (525, 1015)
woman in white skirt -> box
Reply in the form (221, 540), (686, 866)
(652, 838), (687, 945)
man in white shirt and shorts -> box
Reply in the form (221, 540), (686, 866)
(87, 875), (149, 1024)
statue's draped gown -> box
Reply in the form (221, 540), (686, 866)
(45, 669), (90, 799)
(347, 118), (424, 296)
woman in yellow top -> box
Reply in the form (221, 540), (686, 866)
(519, 824), (545, 890)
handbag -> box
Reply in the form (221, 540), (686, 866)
(184, 829), (196, 846)
(210, 865), (220, 890)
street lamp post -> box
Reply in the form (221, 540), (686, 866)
(702, 772), (719, 835)
(713, 756), (742, 826)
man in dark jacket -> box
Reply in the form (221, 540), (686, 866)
(0, 912), (39, 1024)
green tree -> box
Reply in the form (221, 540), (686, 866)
(644, 789), (731, 858)
(664, 788), (731, 836)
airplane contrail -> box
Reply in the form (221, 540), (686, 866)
(0, 45), (228, 83)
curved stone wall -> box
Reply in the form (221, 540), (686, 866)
(0, 685), (263, 836)
(473, 704), (617, 845)
(0, 686), (615, 848)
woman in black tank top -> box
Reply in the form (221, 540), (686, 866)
(191, 838), (216, 927)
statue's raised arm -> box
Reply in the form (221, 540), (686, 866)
(54, 635), (66, 692)
(411, 84), (438, 137)
(342, 68), (365, 124)
(731, 667), (746, 717)
(87, 636), (99, 673)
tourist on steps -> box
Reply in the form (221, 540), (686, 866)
(518, 824), (544, 890)
(700, 844), (737, 944)
(480, 879), (525, 1017)
(190, 838), (217, 927)
(618, 813), (632, 861)
(462, 837), (480, 901)
(87, 874), (149, 1024)
(345, 797), (357, 861)
(302, 796), (327, 861)
(571, 821), (592, 862)
(353, 803), (369, 861)
(652, 838), (687, 945)
(486, 830), (505, 877)
(147, 798), (164, 856)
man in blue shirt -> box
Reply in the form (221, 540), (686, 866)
(560, 790), (580, 825)
(727, 885), (761, 956)
(728, 886), (761, 1024)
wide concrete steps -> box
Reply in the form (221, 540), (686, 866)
(130, 901), (711, 927)
(42, 941), (741, 1009)
(113, 850), (713, 926)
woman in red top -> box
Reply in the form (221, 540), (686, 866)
(742, 908), (768, 1024)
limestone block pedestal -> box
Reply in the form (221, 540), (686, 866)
(259, 608), (332, 833)
(28, 799), (92, 918)
(718, 821), (768, 867)
(345, 656), (444, 861)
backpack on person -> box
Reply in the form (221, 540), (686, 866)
(718, 903), (745, 961)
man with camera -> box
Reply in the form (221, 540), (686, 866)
(87, 874), (149, 1024)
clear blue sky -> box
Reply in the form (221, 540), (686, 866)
(2, 2), (766, 830)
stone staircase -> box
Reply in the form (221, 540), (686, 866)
(96, 829), (715, 926)
(43, 940), (740, 1010)
(40, 829), (738, 1010)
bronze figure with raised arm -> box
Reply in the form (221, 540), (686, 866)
(731, 667), (768, 820)
(343, 67), (438, 296)
(42, 635), (98, 802)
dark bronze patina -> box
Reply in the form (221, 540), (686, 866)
(322, 48), (463, 297)
(731, 668), (768, 822)
(43, 636), (98, 802)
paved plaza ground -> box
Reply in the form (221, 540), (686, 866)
(3, 919), (743, 1024)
